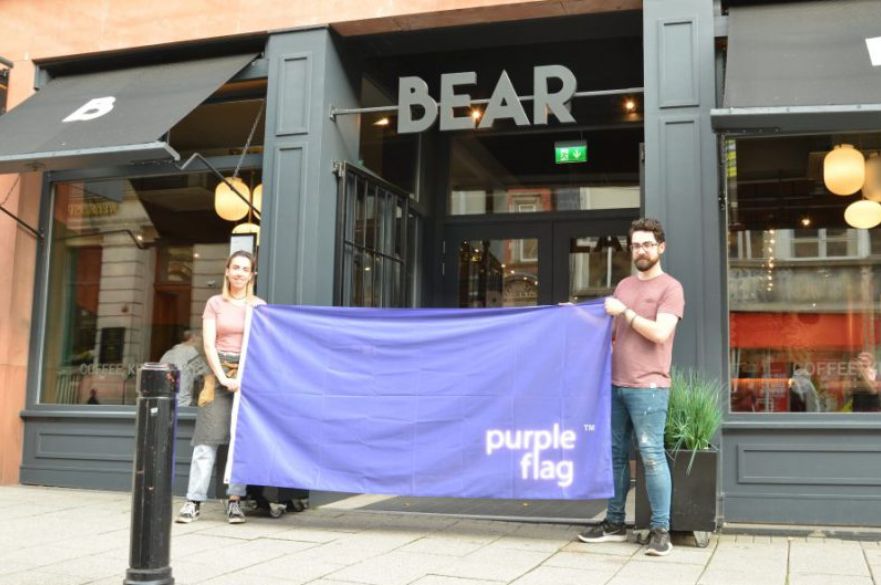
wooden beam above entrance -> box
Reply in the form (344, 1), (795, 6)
(331, 0), (642, 37)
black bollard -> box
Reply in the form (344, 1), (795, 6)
(125, 363), (179, 585)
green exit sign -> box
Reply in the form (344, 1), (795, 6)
(555, 141), (587, 164)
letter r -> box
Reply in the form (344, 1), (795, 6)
(533, 66), (576, 125)
(63, 97), (116, 122)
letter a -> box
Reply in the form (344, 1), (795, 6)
(63, 97), (116, 122)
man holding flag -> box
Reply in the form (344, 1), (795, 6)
(577, 217), (684, 557)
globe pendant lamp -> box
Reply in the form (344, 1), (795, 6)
(863, 153), (881, 202)
(252, 183), (263, 213)
(233, 221), (260, 246)
(844, 199), (881, 229)
(824, 144), (865, 195)
(214, 177), (250, 221)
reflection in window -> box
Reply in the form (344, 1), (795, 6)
(727, 134), (881, 414)
(43, 172), (259, 406)
(568, 235), (630, 302)
(458, 239), (538, 308)
(448, 131), (641, 215)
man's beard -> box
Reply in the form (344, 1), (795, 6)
(634, 255), (659, 272)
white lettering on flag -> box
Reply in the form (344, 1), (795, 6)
(485, 424), (578, 487)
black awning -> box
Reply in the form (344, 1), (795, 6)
(712, 0), (881, 134)
(0, 53), (256, 174)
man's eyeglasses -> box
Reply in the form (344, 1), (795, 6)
(630, 241), (659, 252)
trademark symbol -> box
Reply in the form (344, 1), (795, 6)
(583, 424), (596, 432)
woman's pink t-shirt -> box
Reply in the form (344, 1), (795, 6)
(202, 295), (266, 353)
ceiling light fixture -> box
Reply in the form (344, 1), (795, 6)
(232, 221), (260, 246)
(845, 199), (881, 229)
(824, 144), (865, 195)
(863, 152), (881, 202)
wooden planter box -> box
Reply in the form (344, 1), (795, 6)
(635, 448), (718, 534)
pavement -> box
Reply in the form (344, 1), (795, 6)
(1, 484), (880, 585)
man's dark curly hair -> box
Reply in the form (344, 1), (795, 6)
(628, 217), (666, 244)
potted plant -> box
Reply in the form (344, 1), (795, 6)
(635, 367), (723, 547)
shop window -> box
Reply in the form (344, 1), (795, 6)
(337, 164), (418, 307)
(447, 130), (641, 215)
(790, 229), (859, 259)
(727, 134), (881, 415)
(41, 170), (260, 406)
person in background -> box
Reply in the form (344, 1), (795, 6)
(789, 364), (820, 412)
(851, 351), (880, 412)
(577, 217), (684, 557)
(86, 389), (99, 405)
(160, 330), (210, 408)
(176, 250), (266, 524)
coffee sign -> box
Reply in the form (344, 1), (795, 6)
(397, 65), (577, 134)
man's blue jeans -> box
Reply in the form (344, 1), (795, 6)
(606, 386), (671, 531)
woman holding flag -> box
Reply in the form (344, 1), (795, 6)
(176, 250), (266, 524)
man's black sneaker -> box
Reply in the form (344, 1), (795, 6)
(645, 527), (673, 556)
(175, 500), (200, 524)
(577, 520), (628, 543)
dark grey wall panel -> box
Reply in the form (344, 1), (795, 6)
(658, 116), (702, 367)
(644, 0), (724, 525)
(276, 54), (312, 136)
(723, 428), (881, 525)
(657, 18), (699, 108)
(737, 444), (881, 486)
(643, 0), (722, 379)
(258, 28), (359, 306)
(267, 144), (307, 301)
(20, 414), (197, 496)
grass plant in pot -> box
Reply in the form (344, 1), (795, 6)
(635, 368), (723, 547)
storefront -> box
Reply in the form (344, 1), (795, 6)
(9, 0), (878, 528)
(714, 0), (881, 525)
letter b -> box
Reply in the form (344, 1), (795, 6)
(63, 96), (116, 123)
(397, 77), (437, 134)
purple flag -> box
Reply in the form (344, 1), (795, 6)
(229, 301), (613, 500)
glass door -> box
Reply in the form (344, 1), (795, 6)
(552, 219), (634, 303)
(443, 222), (553, 307)
(443, 214), (636, 307)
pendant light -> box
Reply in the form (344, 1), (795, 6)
(233, 221), (260, 246)
(252, 183), (263, 213)
(824, 144), (865, 195)
(214, 177), (250, 221)
(215, 102), (265, 222)
(844, 199), (881, 229)
(863, 152), (881, 202)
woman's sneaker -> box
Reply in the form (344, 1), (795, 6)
(645, 528), (673, 556)
(577, 520), (627, 543)
(175, 501), (200, 524)
(227, 499), (246, 524)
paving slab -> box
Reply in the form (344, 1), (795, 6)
(2, 485), (881, 585)
(789, 541), (872, 577)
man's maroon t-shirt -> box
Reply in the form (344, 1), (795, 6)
(611, 272), (685, 388)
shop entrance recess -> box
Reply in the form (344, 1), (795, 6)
(357, 211), (637, 522)
(442, 212), (638, 309)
